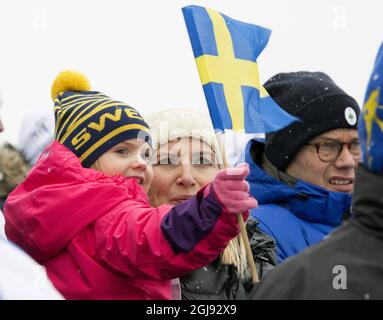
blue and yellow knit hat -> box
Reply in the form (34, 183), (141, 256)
(359, 43), (383, 173)
(51, 70), (151, 168)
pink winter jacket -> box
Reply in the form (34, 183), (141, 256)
(4, 142), (242, 300)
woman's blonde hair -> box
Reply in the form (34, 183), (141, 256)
(146, 108), (249, 279)
(215, 134), (248, 279)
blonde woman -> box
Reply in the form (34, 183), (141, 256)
(147, 109), (276, 299)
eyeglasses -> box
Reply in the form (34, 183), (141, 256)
(305, 140), (361, 163)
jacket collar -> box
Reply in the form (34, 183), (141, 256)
(245, 139), (352, 226)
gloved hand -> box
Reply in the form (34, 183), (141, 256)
(204, 163), (258, 214)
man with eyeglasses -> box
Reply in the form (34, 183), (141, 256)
(244, 71), (361, 263)
(252, 44), (383, 300)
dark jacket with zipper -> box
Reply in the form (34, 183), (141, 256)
(181, 221), (276, 300)
(251, 165), (383, 299)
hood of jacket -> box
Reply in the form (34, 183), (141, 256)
(245, 139), (352, 226)
(4, 141), (147, 262)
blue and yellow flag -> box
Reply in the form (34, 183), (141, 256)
(182, 5), (297, 133)
(359, 43), (383, 172)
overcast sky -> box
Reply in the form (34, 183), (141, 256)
(0, 0), (382, 145)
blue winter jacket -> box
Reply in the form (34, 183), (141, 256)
(245, 139), (352, 263)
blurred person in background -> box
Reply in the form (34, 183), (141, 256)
(18, 109), (54, 167)
(0, 143), (30, 211)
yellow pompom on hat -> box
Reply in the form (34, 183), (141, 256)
(51, 70), (91, 101)
(51, 70), (151, 168)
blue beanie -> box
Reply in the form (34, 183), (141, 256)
(359, 43), (383, 173)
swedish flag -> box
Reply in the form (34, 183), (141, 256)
(359, 43), (383, 172)
(182, 5), (297, 133)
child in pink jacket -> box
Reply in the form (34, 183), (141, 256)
(4, 71), (257, 299)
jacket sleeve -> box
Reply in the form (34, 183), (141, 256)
(93, 185), (242, 280)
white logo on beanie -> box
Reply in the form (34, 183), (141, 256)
(345, 107), (357, 126)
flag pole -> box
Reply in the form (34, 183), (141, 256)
(217, 133), (259, 284)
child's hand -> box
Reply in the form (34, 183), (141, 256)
(207, 163), (258, 214)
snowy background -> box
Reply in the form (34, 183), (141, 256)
(0, 0), (382, 147)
